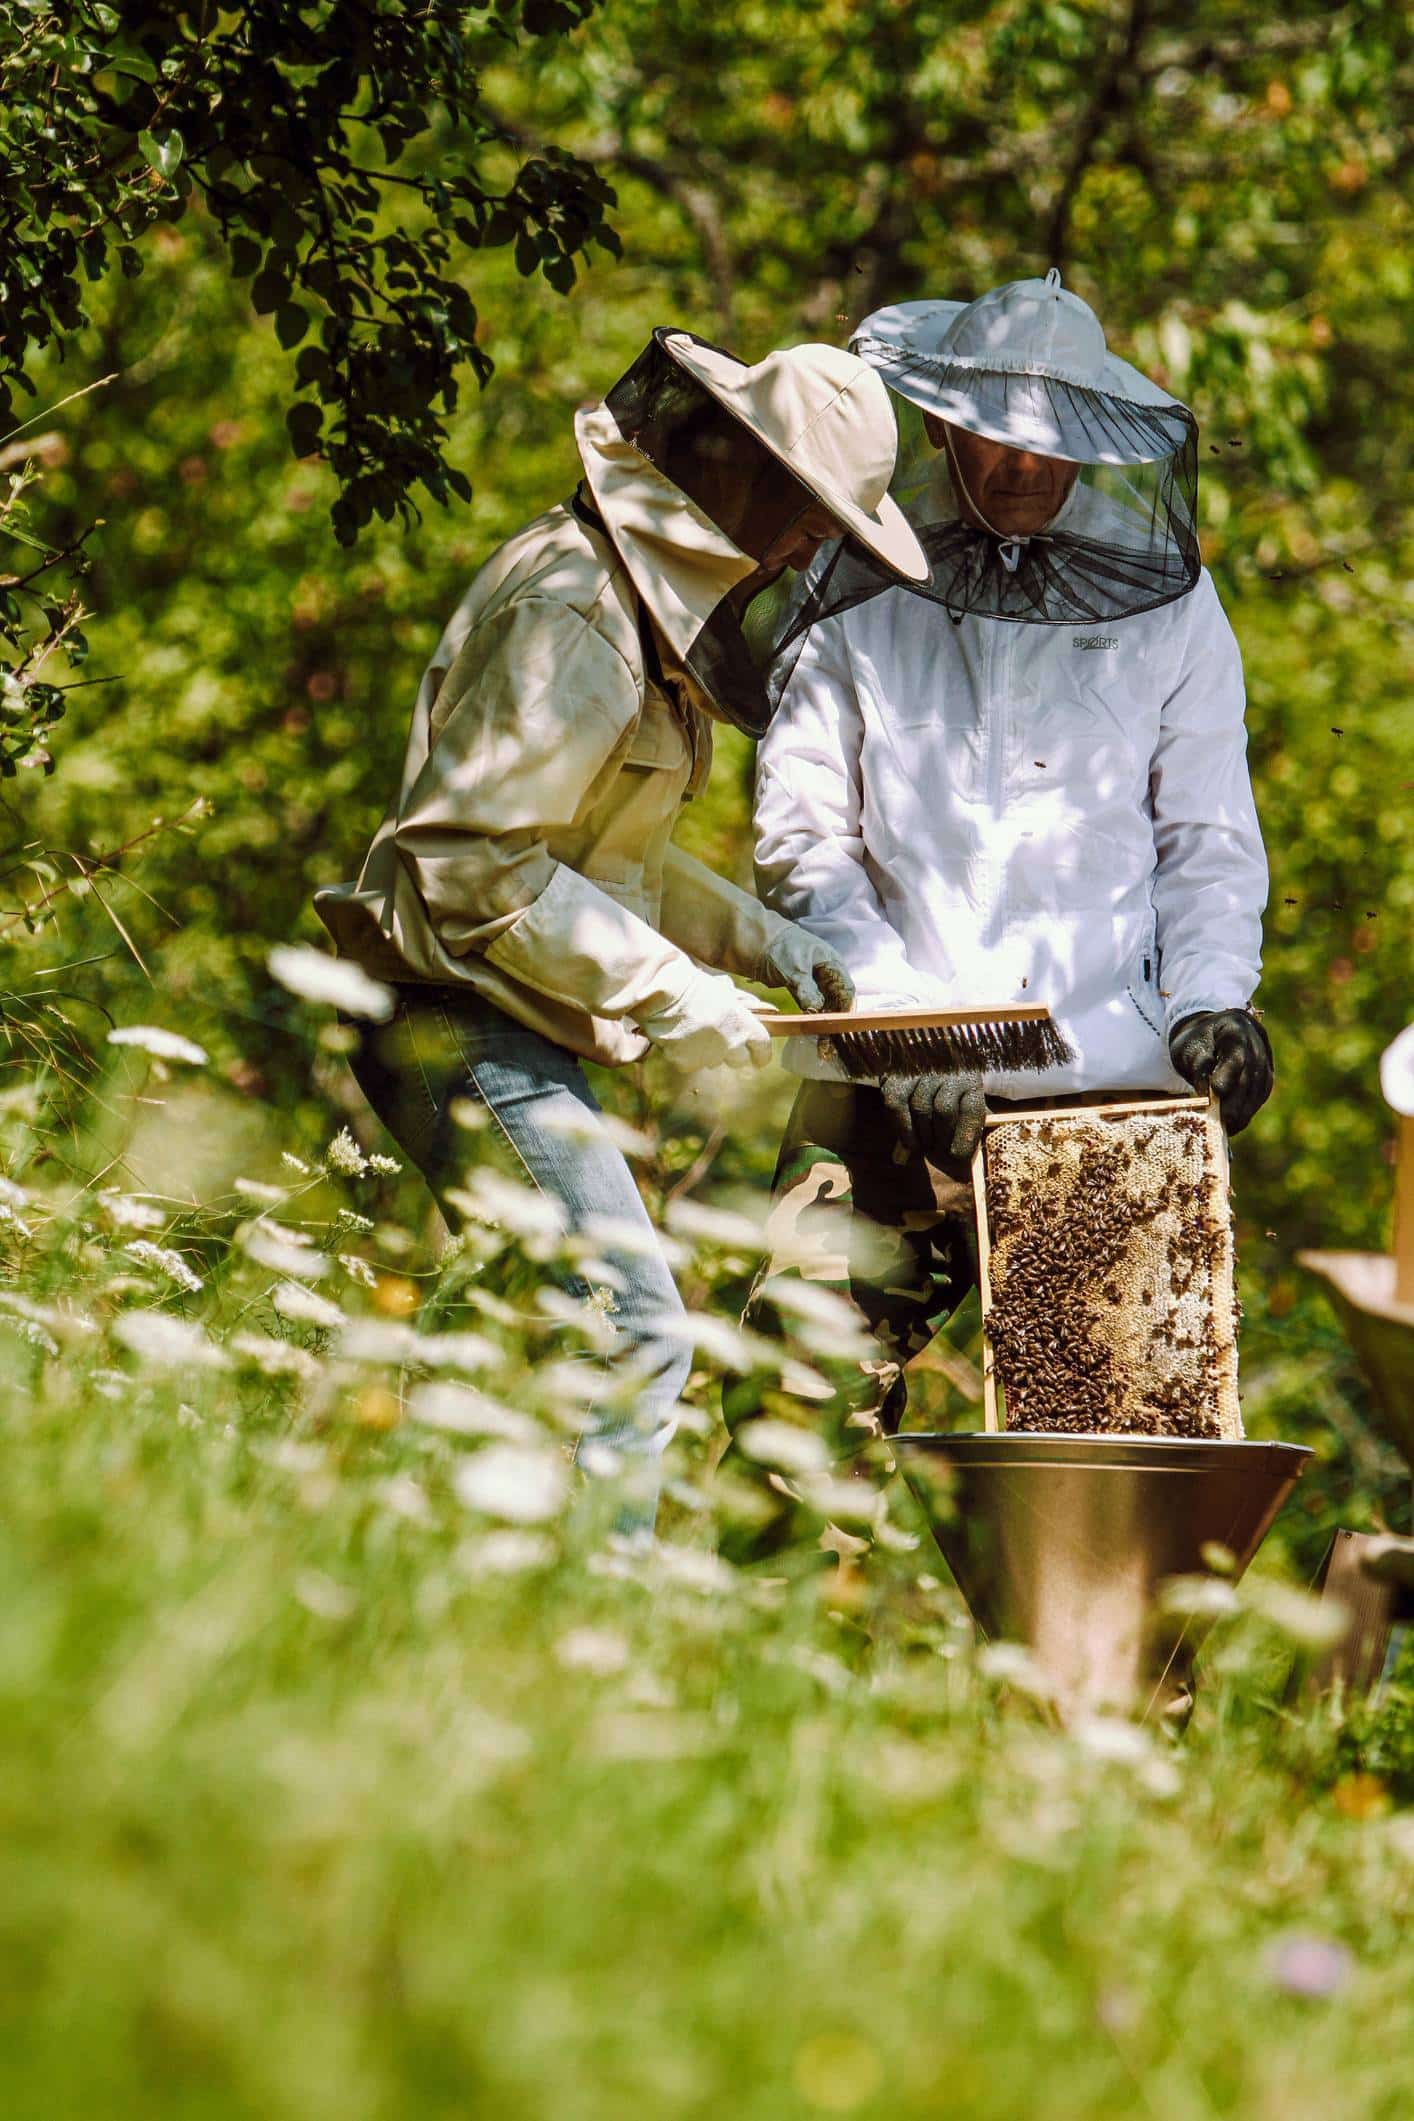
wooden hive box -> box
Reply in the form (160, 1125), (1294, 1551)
(971, 1094), (1242, 1439)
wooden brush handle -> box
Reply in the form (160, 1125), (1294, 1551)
(757, 1004), (1055, 1037)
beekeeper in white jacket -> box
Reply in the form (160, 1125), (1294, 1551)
(316, 326), (926, 1516)
(731, 274), (1272, 1470)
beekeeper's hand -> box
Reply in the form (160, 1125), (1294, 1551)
(880, 1070), (987, 1177)
(760, 926), (855, 1014)
(1169, 1009), (1274, 1134)
(639, 965), (772, 1074)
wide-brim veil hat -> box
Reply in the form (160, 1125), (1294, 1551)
(759, 270), (1203, 668)
(658, 331), (927, 579)
(575, 327), (925, 736)
(850, 271), (1193, 467)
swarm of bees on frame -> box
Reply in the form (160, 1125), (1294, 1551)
(982, 1108), (1242, 1438)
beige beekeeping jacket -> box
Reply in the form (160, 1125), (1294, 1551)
(314, 401), (792, 1066)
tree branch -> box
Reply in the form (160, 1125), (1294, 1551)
(1047, 0), (1153, 271)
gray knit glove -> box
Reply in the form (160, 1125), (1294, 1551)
(761, 926), (855, 1013)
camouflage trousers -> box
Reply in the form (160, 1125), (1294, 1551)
(724, 1080), (978, 1473)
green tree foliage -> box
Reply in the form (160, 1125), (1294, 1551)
(0, 0), (615, 540)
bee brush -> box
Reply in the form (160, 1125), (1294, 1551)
(756, 1004), (1074, 1080)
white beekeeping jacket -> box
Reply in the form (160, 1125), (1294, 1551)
(753, 569), (1268, 1099)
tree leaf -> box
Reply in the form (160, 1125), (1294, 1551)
(250, 268), (289, 316)
(285, 401), (323, 458)
(275, 302), (310, 349)
(138, 130), (184, 180)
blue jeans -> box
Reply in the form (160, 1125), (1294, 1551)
(345, 988), (689, 1517)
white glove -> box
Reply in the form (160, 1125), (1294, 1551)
(760, 925), (856, 1013)
(638, 964), (772, 1074)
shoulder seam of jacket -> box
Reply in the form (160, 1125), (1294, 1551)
(467, 589), (645, 702)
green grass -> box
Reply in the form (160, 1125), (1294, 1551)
(0, 1112), (1411, 2121)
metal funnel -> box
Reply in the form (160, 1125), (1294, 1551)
(895, 1433), (1313, 1723)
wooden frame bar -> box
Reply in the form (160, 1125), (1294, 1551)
(760, 1004), (1055, 1037)
(971, 1139), (1000, 1434)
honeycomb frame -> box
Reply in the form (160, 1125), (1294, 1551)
(971, 1093), (1242, 1439)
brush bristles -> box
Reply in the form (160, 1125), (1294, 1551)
(825, 1015), (1075, 1081)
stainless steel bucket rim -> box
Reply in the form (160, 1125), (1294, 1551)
(894, 1432), (1315, 1474)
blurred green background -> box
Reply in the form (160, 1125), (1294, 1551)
(4, 0), (1411, 1538)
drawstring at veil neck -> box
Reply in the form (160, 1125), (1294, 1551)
(941, 422), (1051, 575)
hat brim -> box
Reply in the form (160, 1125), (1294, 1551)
(660, 332), (929, 583)
(851, 305), (1192, 468)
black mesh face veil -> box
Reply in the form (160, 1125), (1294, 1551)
(595, 331), (838, 738)
(766, 386), (1200, 708)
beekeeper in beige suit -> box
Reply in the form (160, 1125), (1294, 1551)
(316, 327), (926, 1515)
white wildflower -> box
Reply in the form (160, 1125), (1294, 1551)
(15, 1317), (58, 1356)
(1245, 1579), (1351, 1652)
(792, 1647), (856, 1695)
(338, 1252), (377, 1288)
(663, 1197), (764, 1250)
(267, 944), (394, 1021)
(461, 1529), (556, 1575)
(759, 1275), (873, 1359)
(799, 1474), (885, 1528)
(651, 1546), (737, 1596)
(375, 1474), (433, 1524)
(1159, 1575), (1241, 1621)
(407, 1381), (538, 1443)
(97, 1190), (166, 1231)
(658, 1311), (777, 1372)
(780, 1357), (837, 1402)
(292, 1569), (357, 1622)
(453, 1442), (569, 1524)
(368, 1151), (401, 1175)
(334, 1208), (375, 1235)
(579, 1213), (688, 1269)
(238, 1220), (328, 1280)
(337, 1318), (418, 1365)
(1071, 1716), (1159, 1768)
(576, 1438), (625, 1478)
(263, 1439), (328, 1475)
(107, 1024), (209, 1065)
(124, 1240), (203, 1294)
(976, 1641), (1053, 1701)
(272, 1281), (345, 1328)
(534, 1286), (617, 1351)
(229, 1331), (320, 1380)
(280, 1152), (312, 1175)
(734, 1417), (830, 1477)
(534, 1103), (653, 1160)
(0, 1291), (96, 1339)
(114, 1309), (228, 1372)
(452, 1168), (566, 1249)
(415, 1328), (499, 1375)
(448, 1096), (489, 1133)
(324, 1126), (368, 1177)
(234, 1177), (288, 1203)
(556, 1627), (631, 1676)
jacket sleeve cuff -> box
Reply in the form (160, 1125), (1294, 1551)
(1163, 992), (1255, 1039)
